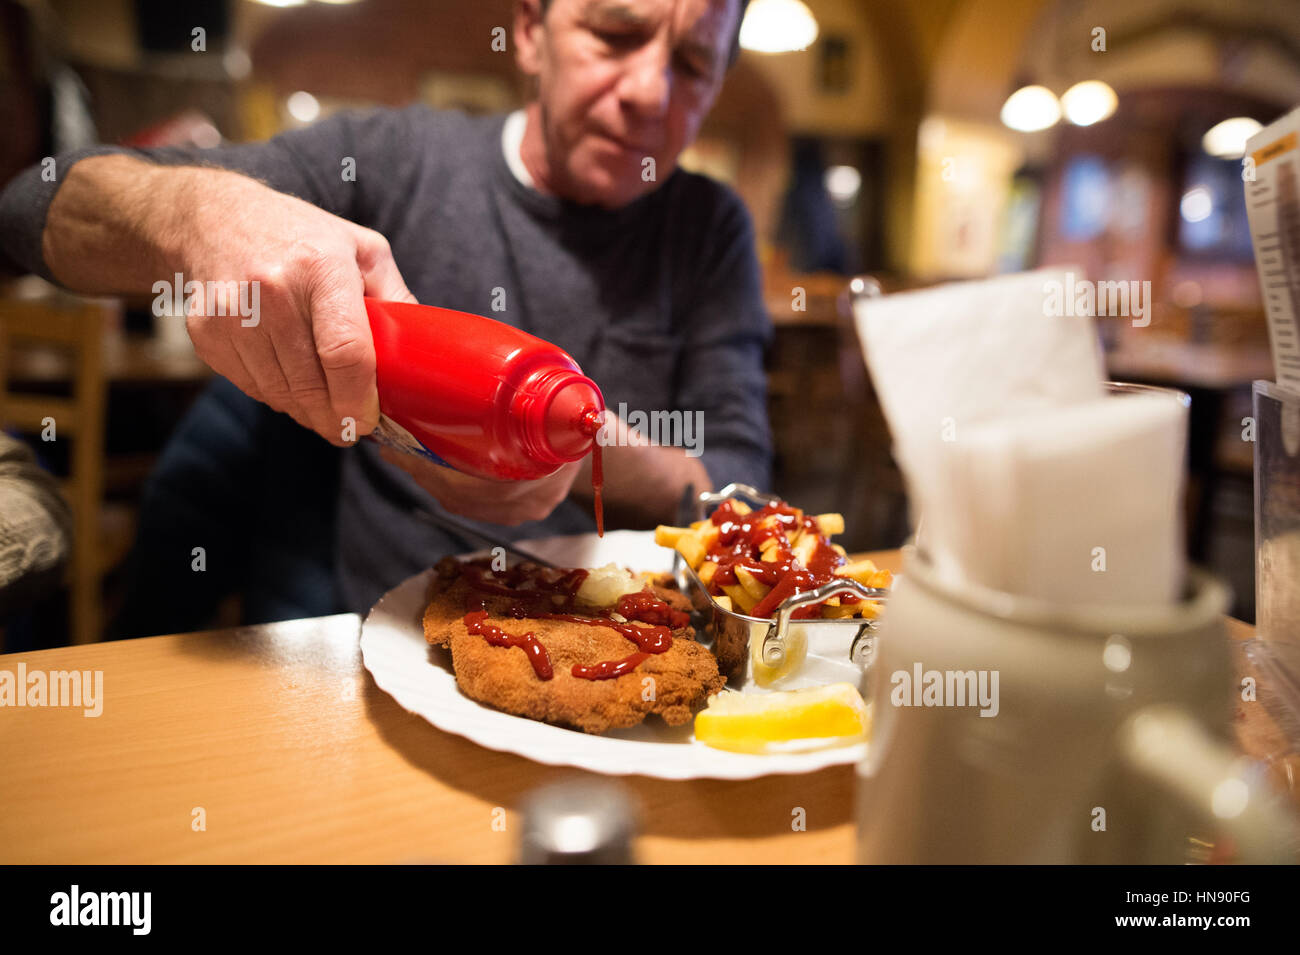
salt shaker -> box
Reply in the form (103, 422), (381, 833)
(516, 779), (638, 865)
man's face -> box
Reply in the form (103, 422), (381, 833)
(516, 0), (739, 208)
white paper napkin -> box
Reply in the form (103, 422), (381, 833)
(853, 268), (1186, 604)
(941, 394), (1188, 604)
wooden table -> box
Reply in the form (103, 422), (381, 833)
(1, 550), (1294, 864)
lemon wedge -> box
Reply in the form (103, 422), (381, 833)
(750, 627), (808, 686)
(694, 683), (870, 754)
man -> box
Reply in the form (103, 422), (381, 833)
(0, 0), (771, 621)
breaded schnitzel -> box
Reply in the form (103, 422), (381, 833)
(423, 558), (725, 734)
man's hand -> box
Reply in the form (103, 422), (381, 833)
(379, 447), (581, 525)
(177, 170), (416, 445)
(43, 156), (416, 446)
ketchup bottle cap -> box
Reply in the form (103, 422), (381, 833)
(542, 375), (605, 460)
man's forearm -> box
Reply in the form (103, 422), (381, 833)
(42, 154), (220, 297)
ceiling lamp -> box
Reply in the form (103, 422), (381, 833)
(1000, 85), (1061, 132)
(824, 165), (862, 206)
(739, 0), (819, 54)
(1180, 186), (1213, 223)
(1202, 117), (1263, 159)
(1061, 80), (1117, 126)
(286, 91), (321, 123)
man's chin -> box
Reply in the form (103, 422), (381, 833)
(566, 157), (661, 209)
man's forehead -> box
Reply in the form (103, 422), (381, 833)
(574, 0), (737, 48)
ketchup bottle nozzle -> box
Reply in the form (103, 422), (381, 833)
(542, 378), (605, 460)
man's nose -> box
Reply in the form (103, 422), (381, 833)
(617, 45), (671, 120)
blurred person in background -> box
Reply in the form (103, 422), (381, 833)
(778, 139), (849, 274)
(0, 431), (71, 646)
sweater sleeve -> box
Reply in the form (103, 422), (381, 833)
(0, 432), (72, 613)
(0, 105), (431, 281)
(672, 180), (774, 495)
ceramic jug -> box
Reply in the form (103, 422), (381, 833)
(856, 547), (1298, 864)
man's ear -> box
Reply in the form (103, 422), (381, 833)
(514, 0), (545, 76)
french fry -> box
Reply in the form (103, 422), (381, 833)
(721, 583), (759, 614)
(713, 594), (733, 612)
(821, 602), (859, 619)
(814, 513), (845, 536)
(655, 525), (689, 548)
(792, 531), (817, 567)
(835, 559), (879, 584)
(734, 564), (771, 604)
(697, 560), (718, 585)
(730, 500), (752, 516)
(831, 543), (847, 557)
(675, 531), (707, 569)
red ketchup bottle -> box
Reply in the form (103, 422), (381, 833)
(364, 298), (607, 533)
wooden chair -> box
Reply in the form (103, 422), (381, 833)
(0, 297), (128, 644)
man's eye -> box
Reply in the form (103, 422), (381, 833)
(674, 55), (710, 80)
(595, 29), (642, 49)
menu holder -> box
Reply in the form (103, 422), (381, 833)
(1243, 108), (1300, 393)
(1245, 379), (1300, 752)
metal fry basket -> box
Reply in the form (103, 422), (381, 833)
(673, 483), (889, 689)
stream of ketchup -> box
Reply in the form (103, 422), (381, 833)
(458, 559), (685, 681)
(580, 408), (604, 537)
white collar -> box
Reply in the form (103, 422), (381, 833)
(501, 109), (535, 188)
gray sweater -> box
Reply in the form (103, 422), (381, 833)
(0, 107), (773, 613)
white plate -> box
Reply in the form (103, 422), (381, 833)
(360, 530), (869, 779)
